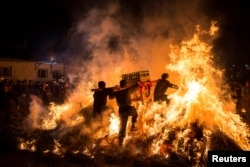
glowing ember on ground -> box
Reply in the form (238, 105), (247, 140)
(18, 22), (250, 166)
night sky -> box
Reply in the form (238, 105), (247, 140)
(0, 0), (249, 67)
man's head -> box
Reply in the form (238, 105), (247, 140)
(120, 79), (126, 88)
(98, 81), (106, 89)
(161, 73), (169, 80)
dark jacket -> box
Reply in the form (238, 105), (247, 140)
(111, 85), (138, 107)
(154, 79), (177, 101)
(93, 88), (113, 107)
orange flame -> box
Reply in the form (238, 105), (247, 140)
(20, 22), (250, 163)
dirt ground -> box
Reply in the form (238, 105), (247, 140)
(0, 136), (191, 167)
(0, 148), (191, 167)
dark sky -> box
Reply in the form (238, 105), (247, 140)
(0, 0), (72, 60)
(205, 0), (250, 67)
(0, 0), (249, 67)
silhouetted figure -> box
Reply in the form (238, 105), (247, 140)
(13, 79), (23, 97)
(49, 80), (61, 104)
(240, 79), (250, 123)
(27, 79), (37, 95)
(0, 80), (19, 150)
(110, 79), (139, 146)
(153, 73), (178, 105)
(93, 81), (113, 118)
(39, 82), (54, 105)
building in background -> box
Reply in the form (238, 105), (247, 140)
(0, 58), (80, 83)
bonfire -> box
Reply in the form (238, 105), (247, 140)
(15, 22), (250, 167)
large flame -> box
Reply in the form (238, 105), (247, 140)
(19, 22), (250, 166)
(165, 22), (250, 150)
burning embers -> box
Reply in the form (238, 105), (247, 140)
(7, 22), (250, 166)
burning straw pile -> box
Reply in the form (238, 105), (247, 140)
(1, 22), (250, 167)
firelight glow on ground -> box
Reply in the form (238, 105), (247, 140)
(19, 22), (250, 166)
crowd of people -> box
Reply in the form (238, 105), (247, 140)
(227, 65), (250, 123)
(2, 71), (249, 150)
(0, 78), (72, 150)
(231, 79), (250, 124)
(0, 78), (71, 105)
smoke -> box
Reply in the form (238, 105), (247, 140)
(64, 0), (211, 82)
(14, 2), (250, 160)
(51, 0), (215, 136)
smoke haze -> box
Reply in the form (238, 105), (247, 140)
(10, 1), (250, 158)
(64, 0), (212, 83)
